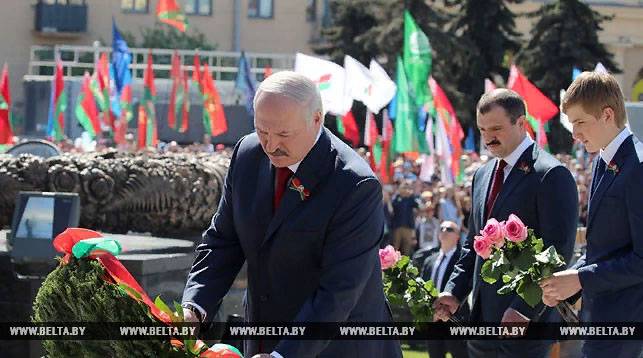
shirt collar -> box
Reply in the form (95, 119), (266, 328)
(288, 125), (324, 173)
(600, 127), (631, 165)
(501, 135), (534, 168)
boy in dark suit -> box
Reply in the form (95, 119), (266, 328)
(541, 71), (643, 358)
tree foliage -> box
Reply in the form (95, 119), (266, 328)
(516, 0), (620, 152)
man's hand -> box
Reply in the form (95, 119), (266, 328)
(432, 292), (460, 321)
(539, 269), (581, 301)
(182, 306), (201, 337)
(541, 292), (560, 307)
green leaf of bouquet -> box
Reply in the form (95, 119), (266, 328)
(154, 296), (176, 322)
(498, 282), (514, 295)
(516, 278), (543, 308)
(481, 260), (499, 284)
(173, 301), (184, 321)
(118, 282), (143, 301)
(512, 249), (537, 271)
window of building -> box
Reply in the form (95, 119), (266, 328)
(185, 0), (212, 16)
(248, 0), (273, 19)
(121, 0), (148, 13)
(306, 0), (316, 22)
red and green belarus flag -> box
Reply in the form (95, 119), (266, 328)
(75, 71), (101, 138)
(157, 0), (189, 32)
(49, 59), (67, 141)
(137, 54), (157, 149)
(201, 63), (227, 137)
(168, 51), (189, 133)
(0, 63), (13, 145)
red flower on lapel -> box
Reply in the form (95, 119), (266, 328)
(517, 161), (531, 174)
(607, 161), (619, 175)
(289, 177), (310, 201)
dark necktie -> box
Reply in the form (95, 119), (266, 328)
(591, 158), (606, 197)
(432, 253), (448, 289)
(274, 167), (293, 210)
(486, 159), (507, 219)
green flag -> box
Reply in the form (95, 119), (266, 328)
(403, 10), (432, 110)
(393, 57), (428, 154)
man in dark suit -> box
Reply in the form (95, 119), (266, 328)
(180, 71), (402, 358)
(421, 220), (469, 358)
(433, 89), (579, 357)
(541, 72), (643, 357)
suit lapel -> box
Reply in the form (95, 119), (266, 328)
(254, 156), (274, 236)
(262, 128), (333, 246)
(587, 136), (633, 226)
(490, 144), (536, 219)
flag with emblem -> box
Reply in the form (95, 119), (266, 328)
(157, 0), (189, 32)
(294, 52), (350, 115)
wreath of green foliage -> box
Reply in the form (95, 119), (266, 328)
(32, 257), (173, 357)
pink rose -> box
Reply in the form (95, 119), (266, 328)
(379, 245), (401, 270)
(473, 235), (493, 259)
(505, 214), (528, 242)
(481, 218), (505, 248)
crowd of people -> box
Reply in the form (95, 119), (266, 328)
(366, 148), (593, 260)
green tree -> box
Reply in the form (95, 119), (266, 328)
(444, 0), (524, 130)
(516, 0), (620, 153)
(138, 24), (216, 51)
(315, 0), (471, 127)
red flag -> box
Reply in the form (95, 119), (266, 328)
(430, 77), (465, 181)
(507, 64), (558, 123)
(0, 63), (13, 144)
(337, 111), (360, 147)
(156, 0), (189, 32)
(379, 109), (394, 184)
(201, 63), (227, 136)
(264, 65), (273, 79)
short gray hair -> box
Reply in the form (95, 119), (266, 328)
(253, 71), (323, 122)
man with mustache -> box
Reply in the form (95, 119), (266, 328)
(181, 71), (402, 358)
(541, 72), (643, 357)
(433, 89), (578, 358)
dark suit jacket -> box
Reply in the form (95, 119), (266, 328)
(182, 128), (402, 358)
(573, 135), (643, 323)
(445, 143), (578, 322)
(421, 245), (470, 321)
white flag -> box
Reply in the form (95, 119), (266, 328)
(560, 89), (573, 133)
(369, 59), (397, 114)
(594, 62), (608, 74)
(344, 55), (376, 111)
(295, 53), (351, 115)
(484, 78), (497, 94)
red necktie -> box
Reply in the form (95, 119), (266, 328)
(274, 167), (293, 210)
(486, 159), (507, 218)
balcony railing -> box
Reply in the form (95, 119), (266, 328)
(35, 1), (87, 34)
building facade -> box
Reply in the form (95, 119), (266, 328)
(0, 0), (641, 116)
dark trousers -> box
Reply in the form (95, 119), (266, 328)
(427, 340), (469, 358)
(467, 340), (550, 358)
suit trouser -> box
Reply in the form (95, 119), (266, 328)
(392, 227), (415, 256)
(467, 340), (550, 358)
(582, 340), (643, 358)
(427, 340), (469, 358)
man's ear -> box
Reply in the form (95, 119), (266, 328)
(313, 111), (323, 126)
(601, 106), (616, 125)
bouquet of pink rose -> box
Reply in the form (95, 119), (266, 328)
(474, 214), (578, 321)
(379, 246), (439, 323)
